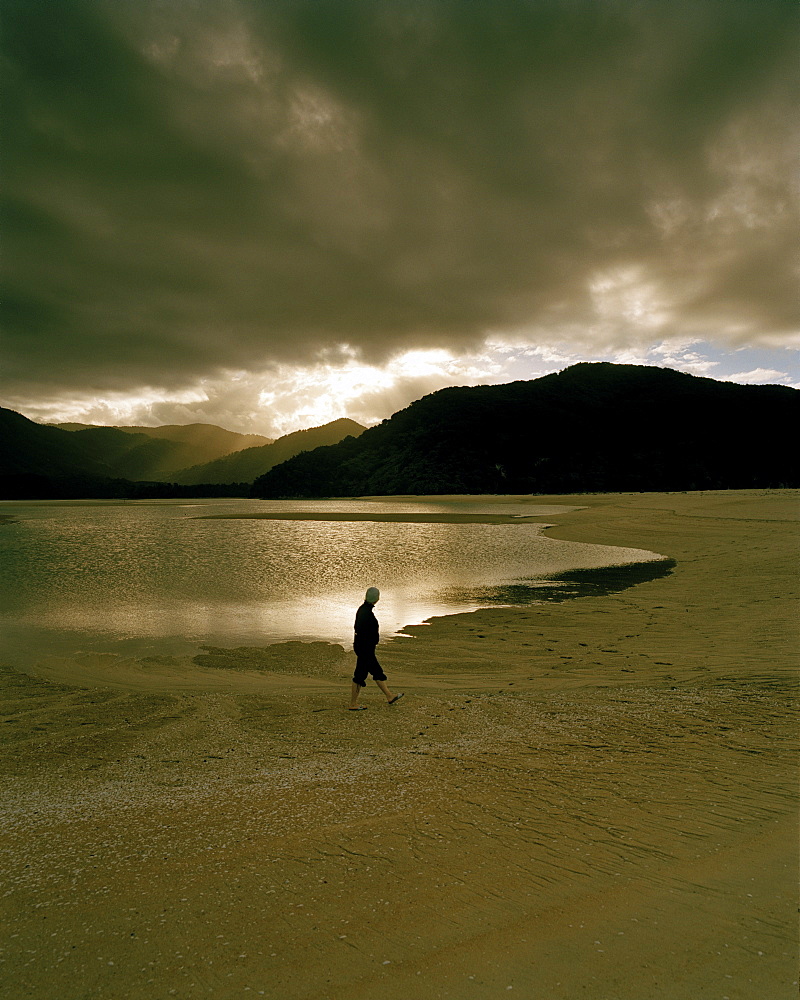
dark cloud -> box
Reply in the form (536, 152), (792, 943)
(2, 0), (798, 401)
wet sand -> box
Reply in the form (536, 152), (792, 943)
(1, 490), (797, 999)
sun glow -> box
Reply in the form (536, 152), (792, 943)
(257, 348), (468, 435)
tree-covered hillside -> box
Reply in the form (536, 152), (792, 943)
(172, 419), (364, 485)
(252, 364), (799, 497)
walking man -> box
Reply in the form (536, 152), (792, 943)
(349, 587), (404, 711)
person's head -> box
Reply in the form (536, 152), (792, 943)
(365, 587), (380, 605)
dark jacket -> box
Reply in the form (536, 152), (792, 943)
(354, 601), (379, 650)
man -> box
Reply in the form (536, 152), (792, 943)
(349, 587), (404, 711)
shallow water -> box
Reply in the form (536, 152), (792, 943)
(0, 498), (667, 665)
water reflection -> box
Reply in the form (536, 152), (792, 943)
(0, 498), (668, 664)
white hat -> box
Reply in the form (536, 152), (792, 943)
(365, 587), (380, 604)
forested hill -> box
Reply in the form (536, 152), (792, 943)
(0, 409), (361, 498)
(171, 418), (364, 485)
(52, 422), (273, 480)
(0, 408), (253, 499)
(252, 363), (800, 497)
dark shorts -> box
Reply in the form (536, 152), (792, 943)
(352, 643), (387, 686)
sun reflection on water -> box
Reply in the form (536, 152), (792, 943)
(0, 498), (666, 663)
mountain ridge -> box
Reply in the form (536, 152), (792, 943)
(57, 421), (273, 450)
(170, 418), (365, 484)
(52, 422), (274, 479)
(4, 364), (797, 499)
(252, 363), (799, 497)
(0, 410), (364, 498)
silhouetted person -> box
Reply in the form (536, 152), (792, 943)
(349, 587), (404, 711)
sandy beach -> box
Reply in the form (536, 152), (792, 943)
(1, 489), (797, 1000)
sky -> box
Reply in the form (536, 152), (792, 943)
(2, 0), (798, 437)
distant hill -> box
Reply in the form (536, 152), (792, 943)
(0, 408), (363, 499)
(252, 363), (800, 497)
(171, 419), (365, 484)
(54, 422), (273, 480)
(1, 408), (119, 479)
(55, 422), (108, 431)
(0, 408), (253, 498)
(113, 423), (272, 450)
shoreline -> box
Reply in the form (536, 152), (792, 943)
(377, 488), (798, 687)
(0, 494), (672, 683)
(2, 489), (798, 999)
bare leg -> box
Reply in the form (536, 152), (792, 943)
(349, 681), (362, 709)
(375, 679), (396, 703)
